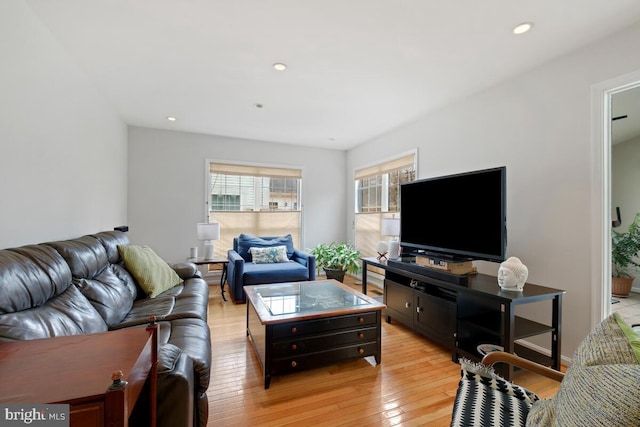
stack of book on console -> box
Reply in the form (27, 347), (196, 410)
(415, 255), (477, 275)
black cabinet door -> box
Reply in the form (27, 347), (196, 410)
(414, 291), (456, 347)
(384, 279), (414, 325)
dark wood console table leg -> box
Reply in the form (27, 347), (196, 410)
(361, 259), (368, 295)
(190, 258), (229, 301)
(220, 262), (228, 301)
(552, 294), (562, 371)
(264, 373), (272, 390)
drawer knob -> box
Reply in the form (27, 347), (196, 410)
(291, 344), (297, 351)
(358, 317), (364, 323)
(358, 348), (365, 355)
(405, 302), (411, 309)
(291, 327), (297, 334)
(358, 332), (365, 339)
(291, 361), (297, 368)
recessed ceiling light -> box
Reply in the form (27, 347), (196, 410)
(513, 22), (534, 35)
(167, 116), (177, 121)
(273, 63), (287, 71)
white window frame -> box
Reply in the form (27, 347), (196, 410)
(354, 150), (417, 259)
(204, 159), (304, 257)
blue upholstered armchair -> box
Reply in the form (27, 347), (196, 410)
(227, 234), (316, 302)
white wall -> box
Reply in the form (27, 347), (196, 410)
(0, 1), (127, 248)
(348, 22), (640, 359)
(127, 126), (346, 263)
(612, 135), (640, 292)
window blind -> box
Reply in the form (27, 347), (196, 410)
(207, 162), (303, 257)
(354, 153), (416, 261)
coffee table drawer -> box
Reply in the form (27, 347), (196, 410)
(272, 326), (378, 356)
(271, 341), (379, 373)
(272, 312), (377, 339)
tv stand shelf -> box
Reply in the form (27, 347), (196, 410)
(459, 314), (555, 339)
(361, 257), (565, 380)
(387, 258), (469, 285)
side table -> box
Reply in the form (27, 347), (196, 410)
(189, 257), (229, 301)
(0, 322), (158, 427)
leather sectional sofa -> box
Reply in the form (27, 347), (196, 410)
(0, 230), (211, 427)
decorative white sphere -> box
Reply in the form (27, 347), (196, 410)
(376, 241), (388, 253)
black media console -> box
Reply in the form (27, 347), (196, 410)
(361, 257), (565, 380)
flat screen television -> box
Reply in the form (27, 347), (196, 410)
(399, 166), (506, 263)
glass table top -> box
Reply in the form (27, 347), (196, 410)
(254, 280), (370, 316)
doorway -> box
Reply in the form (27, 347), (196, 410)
(593, 70), (640, 327)
(610, 85), (640, 326)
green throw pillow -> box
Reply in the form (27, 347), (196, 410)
(117, 245), (182, 298)
(615, 312), (640, 363)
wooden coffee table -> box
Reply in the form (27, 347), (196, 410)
(245, 279), (386, 389)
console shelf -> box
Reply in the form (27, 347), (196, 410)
(361, 257), (565, 380)
(458, 314), (555, 339)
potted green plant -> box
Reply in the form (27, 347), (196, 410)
(309, 241), (361, 282)
(612, 212), (640, 296)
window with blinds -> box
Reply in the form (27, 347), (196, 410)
(207, 162), (302, 257)
(354, 153), (416, 259)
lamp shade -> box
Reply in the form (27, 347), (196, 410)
(197, 223), (220, 240)
(381, 218), (400, 237)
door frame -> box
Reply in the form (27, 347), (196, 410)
(591, 69), (640, 327)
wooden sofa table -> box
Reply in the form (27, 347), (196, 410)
(0, 324), (158, 427)
(245, 279), (386, 389)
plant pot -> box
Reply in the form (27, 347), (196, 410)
(324, 267), (346, 283)
(612, 276), (634, 297)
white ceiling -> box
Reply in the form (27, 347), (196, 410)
(25, 0), (640, 150)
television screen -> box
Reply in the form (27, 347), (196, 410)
(399, 166), (506, 262)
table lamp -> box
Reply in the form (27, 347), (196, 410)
(381, 217), (400, 260)
(197, 223), (220, 260)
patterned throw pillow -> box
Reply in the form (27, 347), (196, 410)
(249, 246), (290, 264)
(450, 358), (539, 427)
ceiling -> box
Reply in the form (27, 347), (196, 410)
(25, 0), (640, 150)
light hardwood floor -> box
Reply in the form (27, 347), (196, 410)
(207, 278), (561, 426)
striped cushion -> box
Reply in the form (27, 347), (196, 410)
(450, 359), (539, 427)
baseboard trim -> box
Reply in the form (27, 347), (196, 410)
(515, 339), (572, 367)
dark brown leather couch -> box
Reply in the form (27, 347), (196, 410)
(0, 231), (211, 427)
